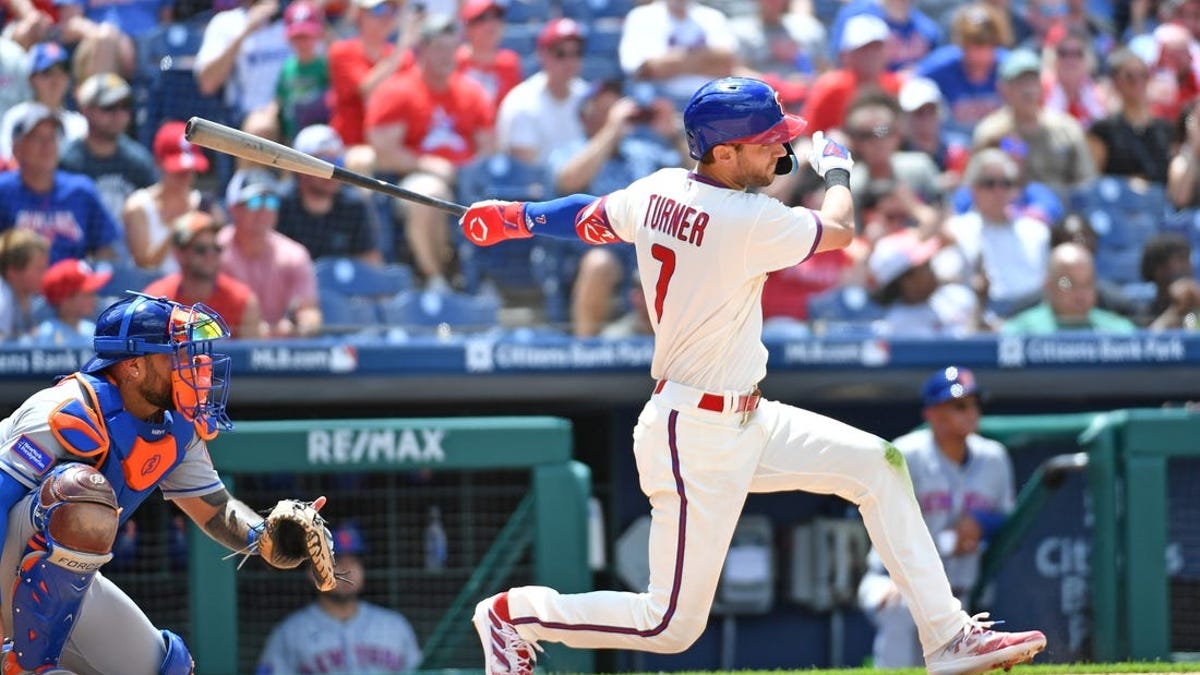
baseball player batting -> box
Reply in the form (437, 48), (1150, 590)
(458, 77), (1047, 675)
(0, 294), (334, 675)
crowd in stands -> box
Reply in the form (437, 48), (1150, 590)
(0, 0), (1197, 344)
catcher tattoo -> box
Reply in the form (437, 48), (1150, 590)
(199, 488), (265, 551)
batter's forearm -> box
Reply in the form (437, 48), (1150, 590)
(197, 489), (265, 552)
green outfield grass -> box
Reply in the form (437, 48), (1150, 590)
(639, 664), (1200, 675)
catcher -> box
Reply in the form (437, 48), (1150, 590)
(0, 294), (335, 675)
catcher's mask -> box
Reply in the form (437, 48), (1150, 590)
(84, 293), (233, 432)
(683, 76), (807, 175)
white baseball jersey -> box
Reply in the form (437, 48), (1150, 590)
(605, 168), (821, 393)
(256, 601), (423, 675)
(500, 167), (976, 664)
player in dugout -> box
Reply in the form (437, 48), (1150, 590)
(0, 293), (333, 674)
(457, 76), (1046, 675)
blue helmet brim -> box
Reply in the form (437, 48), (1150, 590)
(80, 355), (126, 373)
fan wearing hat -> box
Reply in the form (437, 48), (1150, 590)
(829, 2), (942, 74)
(277, 0), (331, 142)
(122, 121), (220, 275)
(913, 3), (1012, 134)
(457, 0), (521, 114)
(495, 17), (589, 165)
(60, 72), (158, 231)
(258, 521), (424, 674)
(0, 42), (87, 163)
(801, 13), (902, 134)
(0, 102), (121, 265)
(277, 124), (384, 263)
(364, 12), (494, 288)
(868, 227), (977, 337)
(898, 76), (971, 179)
(142, 210), (266, 339)
(858, 366), (1016, 668)
(218, 168), (323, 337)
(973, 48), (1096, 200)
(30, 257), (111, 346)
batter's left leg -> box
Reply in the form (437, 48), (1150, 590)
(477, 399), (762, 669)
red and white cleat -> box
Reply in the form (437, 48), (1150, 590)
(473, 592), (543, 675)
(926, 613), (1047, 675)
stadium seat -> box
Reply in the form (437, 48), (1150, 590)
(379, 289), (500, 334)
(499, 21), (540, 54)
(503, 0), (553, 23)
(1072, 177), (1168, 284)
(98, 264), (165, 300)
(455, 154), (556, 293)
(132, 11), (229, 151)
(806, 285), (885, 323)
(559, 0), (636, 20)
(319, 290), (384, 335)
(314, 257), (414, 298)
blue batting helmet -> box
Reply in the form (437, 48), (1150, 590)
(83, 293), (233, 431)
(683, 77), (808, 162)
(921, 366), (980, 408)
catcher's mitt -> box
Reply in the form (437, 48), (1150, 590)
(255, 495), (337, 592)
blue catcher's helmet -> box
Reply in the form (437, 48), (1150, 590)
(683, 77), (808, 169)
(83, 293), (233, 431)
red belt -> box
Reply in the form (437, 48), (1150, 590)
(654, 380), (761, 414)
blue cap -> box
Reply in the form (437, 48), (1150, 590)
(921, 366), (980, 408)
(28, 42), (68, 74)
(333, 522), (365, 555)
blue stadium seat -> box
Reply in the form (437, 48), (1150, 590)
(1072, 177), (1168, 284)
(580, 56), (624, 83)
(806, 285), (885, 323)
(314, 257), (414, 297)
(499, 22), (540, 56)
(379, 289), (500, 333)
(559, 0), (636, 20)
(584, 23), (622, 58)
(132, 12), (229, 150)
(99, 265), (165, 299)
(455, 154), (556, 293)
(319, 290), (384, 335)
(503, 0), (553, 23)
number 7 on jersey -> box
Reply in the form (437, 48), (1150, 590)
(650, 243), (676, 322)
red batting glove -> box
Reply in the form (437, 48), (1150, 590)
(460, 200), (531, 247)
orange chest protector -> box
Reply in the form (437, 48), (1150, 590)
(48, 373), (195, 521)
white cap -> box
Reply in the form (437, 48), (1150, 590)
(841, 14), (890, 53)
(868, 229), (941, 288)
(293, 124), (345, 160)
(899, 77), (943, 113)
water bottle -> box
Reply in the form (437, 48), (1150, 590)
(424, 505), (448, 572)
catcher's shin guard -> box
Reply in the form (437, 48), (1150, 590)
(6, 464), (118, 673)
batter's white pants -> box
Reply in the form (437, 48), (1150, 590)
(507, 391), (968, 657)
(0, 492), (167, 675)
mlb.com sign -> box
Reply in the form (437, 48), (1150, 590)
(307, 428), (446, 465)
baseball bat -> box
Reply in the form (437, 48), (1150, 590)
(184, 117), (468, 217)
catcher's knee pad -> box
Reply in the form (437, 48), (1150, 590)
(8, 464), (119, 672)
(160, 630), (193, 675)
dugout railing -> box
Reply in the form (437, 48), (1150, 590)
(187, 416), (593, 675)
(965, 408), (1200, 663)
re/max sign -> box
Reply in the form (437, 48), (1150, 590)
(307, 428), (446, 465)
